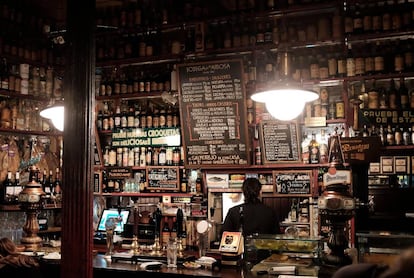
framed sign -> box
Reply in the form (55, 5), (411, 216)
(177, 59), (250, 167)
(146, 166), (179, 191)
(93, 171), (102, 194)
(273, 170), (312, 194)
(260, 121), (301, 163)
(394, 156), (409, 174)
(381, 156), (394, 174)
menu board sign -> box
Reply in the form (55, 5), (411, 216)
(178, 60), (249, 166)
(260, 121), (301, 163)
(273, 170), (312, 194)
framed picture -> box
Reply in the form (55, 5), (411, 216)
(394, 156), (409, 174)
(369, 162), (381, 174)
(380, 156), (394, 174)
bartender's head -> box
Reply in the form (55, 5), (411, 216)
(242, 178), (262, 204)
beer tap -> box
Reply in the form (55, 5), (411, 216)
(176, 208), (184, 256)
(152, 206), (162, 255)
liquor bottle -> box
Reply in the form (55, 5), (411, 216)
(386, 125), (395, 146)
(362, 3), (373, 33)
(290, 199), (298, 222)
(394, 125), (403, 146)
(399, 78), (409, 109)
(166, 147), (173, 166)
(42, 169), (50, 200)
(13, 172), (21, 203)
(362, 125), (369, 137)
(353, 3), (363, 34)
(379, 84), (389, 109)
(308, 133), (320, 164)
(158, 146), (166, 166)
(180, 170), (188, 193)
(102, 170), (108, 193)
(145, 146), (152, 166)
(319, 129), (329, 164)
(388, 79), (398, 109)
(379, 125), (386, 146)
(2, 171), (14, 204)
(382, 1), (391, 32)
(410, 80), (414, 109)
(173, 147), (180, 166)
(367, 79), (379, 109)
(346, 43), (355, 77)
(139, 147), (146, 167)
(359, 80), (368, 109)
(301, 133), (311, 164)
(403, 126), (411, 145)
(53, 167), (62, 202)
(152, 147), (159, 166)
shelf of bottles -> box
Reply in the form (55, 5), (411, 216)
(1, 166), (62, 208)
(0, 0), (65, 135)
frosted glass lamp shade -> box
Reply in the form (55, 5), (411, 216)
(40, 105), (64, 131)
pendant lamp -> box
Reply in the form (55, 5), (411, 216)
(39, 99), (64, 131)
(251, 51), (319, 121)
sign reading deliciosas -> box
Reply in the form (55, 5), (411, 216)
(178, 59), (249, 166)
(111, 127), (181, 147)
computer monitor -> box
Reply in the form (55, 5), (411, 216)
(96, 209), (130, 234)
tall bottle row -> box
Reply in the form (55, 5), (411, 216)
(1, 166), (62, 205)
(0, 0), (65, 66)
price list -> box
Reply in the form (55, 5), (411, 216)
(178, 60), (249, 166)
(261, 121), (300, 163)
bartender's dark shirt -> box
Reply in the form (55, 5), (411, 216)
(222, 203), (279, 236)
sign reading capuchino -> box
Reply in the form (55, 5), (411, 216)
(111, 127), (181, 147)
(178, 59), (250, 166)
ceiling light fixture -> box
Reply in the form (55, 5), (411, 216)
(40, 100), (64, 131)
(251, 51), (319, 121)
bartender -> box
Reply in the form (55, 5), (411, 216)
(222, 178), (280, 236)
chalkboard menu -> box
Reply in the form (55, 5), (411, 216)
(146, 166), (179, 191)
(177, 59), (249, 166)
(260, 121), (300, 163)
(273, 170), (312, 194)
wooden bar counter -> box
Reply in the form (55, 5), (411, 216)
(92, 254), (243, 278)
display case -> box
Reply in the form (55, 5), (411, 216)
(245, 234), (323, 276)
(356, 232), (414, 266)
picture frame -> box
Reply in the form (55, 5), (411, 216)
(394, 156), (409, 174)
(380, 156), (394, 174)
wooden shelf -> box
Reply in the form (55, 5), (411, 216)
(0, 203), (62, 211)
(0, 127), (62, 137)
(97, 192), (192, 197)
(38, 226), (62, 234)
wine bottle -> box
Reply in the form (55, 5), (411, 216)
(42, 169), (51, 201)
(308, 133), (320, 164)
(2, 171), (14, 204)
(53, 168), (62, 202)
(13, 172), (21, 203)
(399, 78), (409, 109)
(388, 79), (398, 109)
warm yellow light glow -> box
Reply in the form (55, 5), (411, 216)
(40, 105), (64, 131)
(251, 88), (319, 121)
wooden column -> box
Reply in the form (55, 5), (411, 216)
(61, 0), (95, 277)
